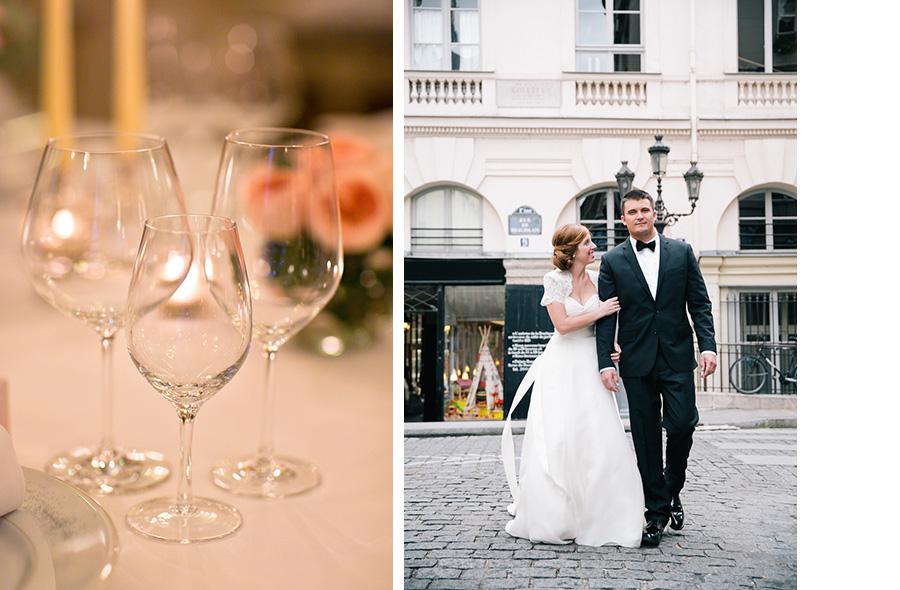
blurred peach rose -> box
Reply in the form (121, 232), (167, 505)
(329, 134), (379, 167)
(316, 133), (392, 254)
(240, 165), (312, 240)
(374, 153), (393, 218)
(337, 168), (391, 253)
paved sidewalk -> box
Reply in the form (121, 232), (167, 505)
(405, 429), (796, 589)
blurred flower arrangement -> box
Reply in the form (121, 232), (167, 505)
(236, 117), (391, 356)
(297, 123), (393, 356)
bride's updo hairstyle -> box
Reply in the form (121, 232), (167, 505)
(551, 224), (590, 271)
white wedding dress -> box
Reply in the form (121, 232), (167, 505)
(502, 268), (644, 547)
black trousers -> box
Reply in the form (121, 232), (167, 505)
(622, 350), (699, 524)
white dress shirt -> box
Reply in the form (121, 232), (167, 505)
(629, 234), (660, 299)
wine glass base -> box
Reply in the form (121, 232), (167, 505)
(45, 446), (170, 495)
(210, 455), (321, 498)
(126, 496), (242, 544)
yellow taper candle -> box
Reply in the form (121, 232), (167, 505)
(40, 0), (74, 138)
(113, 0), (147, 134)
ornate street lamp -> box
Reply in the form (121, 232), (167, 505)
(683, 160), (704, 208)
(615, 161), (635, 196)
(645, 134), (704, 234)
(648, 134), (670, 178)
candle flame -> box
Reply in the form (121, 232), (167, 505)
(163, 254), (202, 306)
(51, 209), (75, 239)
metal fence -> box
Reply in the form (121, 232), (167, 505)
(721, 291), (797, 344)
(410, 227), (483, 251)
(585, 222), (629, 252)
(696, 341), (797, 395)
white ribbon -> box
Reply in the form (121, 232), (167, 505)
(501, 353), (542, 504)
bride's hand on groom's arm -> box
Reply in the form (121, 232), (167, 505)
(594, 297), (620, 320)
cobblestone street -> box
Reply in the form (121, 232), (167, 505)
(405, 428), (796, 589)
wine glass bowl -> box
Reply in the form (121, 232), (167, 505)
(125, 214), (252, 543)
(22, 134), (179, 336)
(20, 133), (186, 494)
(210, 128), (342, 498)
(228, 129), (341, 346)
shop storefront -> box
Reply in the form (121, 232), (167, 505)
(404, 258), (506, 422)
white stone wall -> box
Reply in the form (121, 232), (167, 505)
(405, 133), (796, 256)
(404, 0), (797, 277)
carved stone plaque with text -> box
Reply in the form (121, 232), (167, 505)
(496, 80), (561, 108)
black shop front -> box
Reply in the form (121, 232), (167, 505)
(404, 257), (552, 422)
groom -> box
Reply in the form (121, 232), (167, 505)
(595, 189), (717, 547)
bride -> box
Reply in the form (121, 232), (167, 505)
(502, 224), (645, 547)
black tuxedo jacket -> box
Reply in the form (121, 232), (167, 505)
(595, 235), (716, 378)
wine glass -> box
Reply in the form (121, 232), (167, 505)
(125, 214), (252, 543)
(210, 128), (342, 498)
(20, 133), (186, 494)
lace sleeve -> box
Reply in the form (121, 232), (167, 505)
(540, 271), (570, 307)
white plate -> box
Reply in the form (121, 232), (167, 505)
(0, 508), (56, 590)
(15, 467), (119, 590)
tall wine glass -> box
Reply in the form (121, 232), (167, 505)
(125, 214), (252, 543)
(210, 128), (342, 498)
(20, 133), (186, 494)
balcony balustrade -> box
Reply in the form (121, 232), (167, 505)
(407, 72), (486, 105)
(735, 75), (797, 107)
(404, 71), (796, 122)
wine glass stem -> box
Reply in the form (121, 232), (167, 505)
(257, 349), (278, 461)
(176, 409), (196, 508)
(98, 335), (116, 458)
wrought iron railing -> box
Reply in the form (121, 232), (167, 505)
(738, 222), (798, 250)
(585, 223), (630, 252)
(721, 292), (797, 343)
(410, 227), (483, 251)
(697, 341), (796, 395)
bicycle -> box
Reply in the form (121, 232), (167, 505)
(728, 344), (797, 394)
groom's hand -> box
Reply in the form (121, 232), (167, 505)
(699, 353), (717, 378)
(601, 369), (619, 393)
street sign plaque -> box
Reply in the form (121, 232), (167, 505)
(508, 206), (542, 236)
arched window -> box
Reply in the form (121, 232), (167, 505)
(577, 186), (628, 252)
(410, 185), (483, 252)
(738, 189), (796, 251)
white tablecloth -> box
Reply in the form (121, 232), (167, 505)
(0, 198), (392, 589)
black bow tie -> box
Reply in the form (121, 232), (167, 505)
(636, 239), (656, 252)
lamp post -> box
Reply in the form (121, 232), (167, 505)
(648, 135), (670, 222)
(617, 135), (704, 235)
(650, 134), (703, 234)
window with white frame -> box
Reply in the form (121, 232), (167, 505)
(738, 189), (796, 251)
(410, 186), (483, 252)
(577, 187), (629, 251)
(575, 0), (642, 73)
(737, 0), (797, 72)
(411, 0), (480, 71)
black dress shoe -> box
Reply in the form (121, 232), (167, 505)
(641, 520), (665, 547)
(670, 495), (684, 531)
